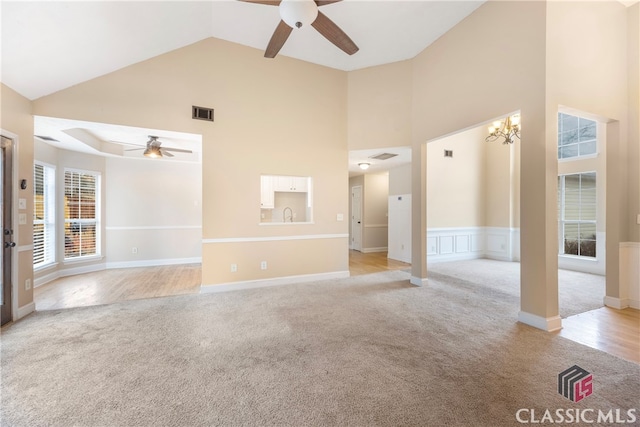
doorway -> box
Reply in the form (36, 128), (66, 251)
(1, 135), (15, 325)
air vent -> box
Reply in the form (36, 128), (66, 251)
(192, 106), (214, 122)
(369, 152), (398, 161)
(444, 150), (453, 158)
(35, 135), (59, 142)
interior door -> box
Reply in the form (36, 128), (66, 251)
(351, 185), (362, 251)
(1, 135), (14, 325)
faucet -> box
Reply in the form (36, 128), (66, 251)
(283, 207), (293, 222)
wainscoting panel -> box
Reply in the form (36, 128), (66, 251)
(426, 228), (485, 263)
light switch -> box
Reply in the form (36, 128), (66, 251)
(337, 213), (344, 221)
(18, 213), (27, 225)
(18, 198), (26, 210)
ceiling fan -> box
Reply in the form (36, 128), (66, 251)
(124, 136), (192, 159)
(239, 0), (359, 58)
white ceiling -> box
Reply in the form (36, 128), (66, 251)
(3, 0), (484, 170)
(1, 0), (486, 101)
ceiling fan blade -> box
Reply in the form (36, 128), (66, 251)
(238, 0), (280, 4)
(265, 20), (293, 58)
(162, 147), (192, 153)
(315, 1), (342, 6)
(124, 148), (145, 151)
(311, 10), (358, 55)
(160, 150), (174, 158)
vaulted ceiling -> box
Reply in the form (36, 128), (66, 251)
(1, 1), (485, 101)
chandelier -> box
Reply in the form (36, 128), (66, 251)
(485, 115), (521, 144)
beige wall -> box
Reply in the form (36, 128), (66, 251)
(104, 157), (201, 265)
(1, 83), (34, 311)
(427, 126), (486, 228)
(410, 1), (553, 323)
(629, 3), (640, 244)
(546, 1), (631, 301)
(347, 60), (412, 150)
(33, 38), (349, 286)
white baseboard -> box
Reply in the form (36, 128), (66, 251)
(518, 311), (562, 332)
(410, 276), (427, 287)
(106, 257), (201, 269)
(603, 296), (630, 309)
(16, 302), (35, 320)
(361, 247), (387, 254)
(200, 271), (350, 294)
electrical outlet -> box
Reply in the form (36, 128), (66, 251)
(18, 213), (27, 225)
(231, 264), (237, 272)
(260, 261), (267, 270)
(25, 279), (31, 290)
(132, 247), (138, 254)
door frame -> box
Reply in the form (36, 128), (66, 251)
(1, 129), (19, 324)
(351, 185), (363, 251)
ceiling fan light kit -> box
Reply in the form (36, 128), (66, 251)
(125, 135), (193, 159)
(280, 0), (318, 29)
(240, 0), (358, 59)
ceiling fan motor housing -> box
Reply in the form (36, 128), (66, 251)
(280, 0), (318, 29)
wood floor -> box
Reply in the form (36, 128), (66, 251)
(33, 253), (638, 364)
(34, 264), (201, 311)
(556, 306), (640, 364)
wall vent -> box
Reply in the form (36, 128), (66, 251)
(444, 149), (453, 158)
(192, 106), (214, 122)
(35, 135), (59, 142)
(369, 152), (397, 161)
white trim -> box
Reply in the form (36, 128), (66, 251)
(259, 222), (315, 226)
(106, 225), (201, 231)
(107, 257), (201, 269)
(517, 311), (562, 332)
(603, 296), (629, 310)
(34, 270), (60, 288)
(200, 271), (350, 293)
(410, 276), (427, 287)
(17, 244), (33, 252)
(361, 247), (387, 253)
(203, 233), (348, 244)
(2, 128), (20, 323)
(16, 302), (35, 320)
(60, 263), (106, 277)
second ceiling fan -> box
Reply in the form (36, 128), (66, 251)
(240, 0), (359, 58)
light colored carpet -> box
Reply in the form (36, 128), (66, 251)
(1, 266), (637, 426)
(428, 259), (605, 318)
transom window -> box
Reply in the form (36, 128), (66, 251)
(558, 113), (597, 159)
(64, 170), (100, 259)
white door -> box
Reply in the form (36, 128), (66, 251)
(351, 185), (362, 251)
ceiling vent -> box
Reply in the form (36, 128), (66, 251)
(35, 135), (59, 142)
(192, 106), (214, 122)
(369, 152), (398, 161)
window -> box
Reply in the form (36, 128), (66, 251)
(64, 170), (100, 259)
(33, 163), (56, 268)
(558, 113), (597, 159)
(558, 173), (596, 258)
